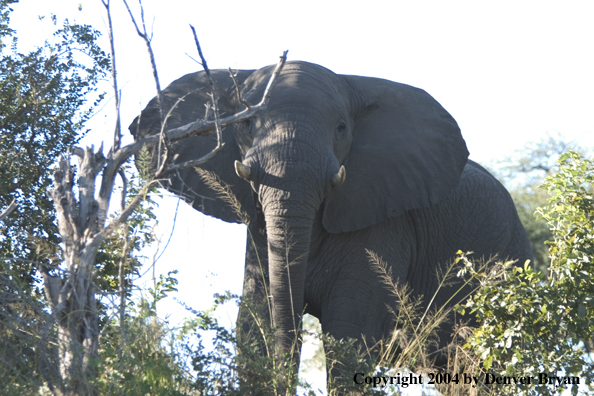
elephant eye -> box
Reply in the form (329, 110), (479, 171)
(243, 119), (253, 134)
(335, 120), (347, 139)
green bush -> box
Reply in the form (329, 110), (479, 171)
(460, 151), (594, 396)
(96, 271), (197, 396)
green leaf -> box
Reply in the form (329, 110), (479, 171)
(483, 354), (493, 370)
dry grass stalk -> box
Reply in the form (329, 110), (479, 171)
(195, 167), (250, 225)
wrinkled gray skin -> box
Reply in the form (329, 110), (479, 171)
(130, 61), (532, 389)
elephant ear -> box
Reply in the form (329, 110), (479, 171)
(322, 75), (469, 233)
(130, 69), (257, 224)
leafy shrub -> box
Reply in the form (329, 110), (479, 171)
(460, 151), (594, 396)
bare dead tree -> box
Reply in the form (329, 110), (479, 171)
(39, 2), (287, 394)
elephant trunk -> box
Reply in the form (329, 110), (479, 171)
(263, 203), (315, 370)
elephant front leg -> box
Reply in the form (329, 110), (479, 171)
(322, 324), (376, 395)
(236, 217), (277, 393)
(320, 291), (392, 395)
(237, 215), (271, 342)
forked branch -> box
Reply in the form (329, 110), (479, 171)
(189, 24), (224, 154)
(122, 0), (170, 175)
(114, 50), (288, 174)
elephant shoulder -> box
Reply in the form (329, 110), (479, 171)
(460, 160), (506, 191)
(448, 161), (534, 264)
(455, 159), (518, 217)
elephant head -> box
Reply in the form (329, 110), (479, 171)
(130, 60), (468, 370)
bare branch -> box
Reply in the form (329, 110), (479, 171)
(71, 147), (84, 158)
(0, 257), (52, 269)
(122, 0), (168, 169)
(118, 222), (130, 358)
(258, 50), (288, 106)
(91, 179), (160, 250)
(118, 169), (128, 212)
(39, 9), (289, 394)
(41, 269), (62, 309)
(0, 198), (17, 222)
(211, 93), (223, 150)
(189, 24), (210, 77)
(121, 0), (142, 36)
(152, 198), (179, 265)
(168, 144), (225, 171)
(96, 156), (120, 227)
(188, 25), (224, 162)
(109, 51), (288, 174)
(183, 52), (200, 66)
(101, 0), (122, 150)
(50, 155), (80, 247)
(153, 92), (194, 177)
(229, 68), (250, 109)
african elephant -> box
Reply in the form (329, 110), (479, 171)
(130, 61), (533, 391)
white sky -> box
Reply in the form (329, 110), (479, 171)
(10, 1), (594, 394)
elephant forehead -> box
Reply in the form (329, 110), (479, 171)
(243, 62), (349, 107)
(258, 106), (339, 132)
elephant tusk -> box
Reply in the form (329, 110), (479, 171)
(234, 160), (252, 181)
(331, 165), (346, 188)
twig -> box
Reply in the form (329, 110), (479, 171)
(92, 179), (160, 252)
(189, 25), (210, 77)
(152, 197), (180, 265)
(117, 223), (129, 359)
(101, 0), (122, 151)
(107, 51), (287, 176)
(229, 68), (250, 110)
(258, 50), (288, 106)
(0, 198), (17, 222)
(0, 256), (45, 265)
(77, 51), (287, 233)
(167, 143), (225, 171)
(118, 169), (128, 212)
(122, 0), (169, 172)
(189, 25), (224, 153)
(153, 92), (193, 178)
(114, 165), (130, 356)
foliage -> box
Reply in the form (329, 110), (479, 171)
(0, 4), (110, 392)
(0, 268), (53, 396)
(508, 185), (552, 273)
(187, 292), (300, 396)
(460, 151), (594, 396)
(0, 11), (109, 275)
(0, 5), (109, 292)
(95, 167), (158, 331)
(323, 336), (388, 396)
(491, 133), (588, 273)
(180, 292), (385, 396)
(0, 0), (17, 45)
(96, 271), (197, 396)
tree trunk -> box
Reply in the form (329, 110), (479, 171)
(43, 152), (104, 395)
(56, 273), (99, 396)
